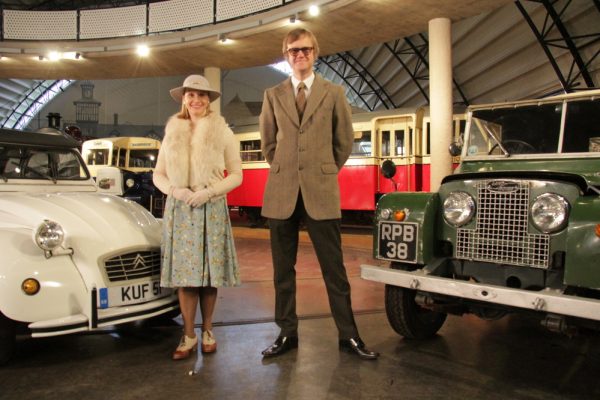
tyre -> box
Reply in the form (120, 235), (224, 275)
(385, 285), (447, 339)
(0, 313), (16, 365)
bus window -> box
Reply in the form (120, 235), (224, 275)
(408, 128), (413, 156)
(129, 149), (158, 168)
(395, 130), (405, 156)
(381, 130), (390, 156)
(240, 140), (264, 161)
(112, 147), (119, 166)
(87, 149), (109, 165)
(351, 130), (372, 156)
(426, 122), (431, 155)
(118, 150), (126, 168)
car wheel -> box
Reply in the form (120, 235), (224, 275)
(0, 313), (16, 365)
(384, 285), (447, 339)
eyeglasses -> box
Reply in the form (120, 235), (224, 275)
(287, 47), (314, 56)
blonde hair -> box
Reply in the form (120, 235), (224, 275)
(175, 89), (212, 119)
(282, 28), (319, 58)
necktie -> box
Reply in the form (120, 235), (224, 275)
(296, 82), (306, 119)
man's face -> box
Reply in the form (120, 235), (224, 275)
(286, 35), (315, 78)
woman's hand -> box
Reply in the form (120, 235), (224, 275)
(172, 187), (193, 203)
(186, 189), (211, 208)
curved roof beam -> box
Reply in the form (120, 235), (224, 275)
(516, 0), (599, 92)
(2, 79), (73, 129)
(316, 52), (396, 111)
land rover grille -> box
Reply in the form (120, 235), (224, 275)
(104, 250), (161, 282)
(455, 180), (550, 268)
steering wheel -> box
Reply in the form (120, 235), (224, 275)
(488, 139), (536, 155)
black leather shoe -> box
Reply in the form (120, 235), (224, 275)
(339, 337), (379, 360)
(261, 336), (298, 358)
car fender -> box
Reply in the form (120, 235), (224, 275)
(565, 196), (600, 289)
(0, 229), (88, 323)
(375, 192), (440, 264)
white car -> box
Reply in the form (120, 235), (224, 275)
(0, 127), (178, 363)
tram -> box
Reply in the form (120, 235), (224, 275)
(227, 108), (466, 225)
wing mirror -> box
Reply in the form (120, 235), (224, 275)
(448, 141), (462, 157)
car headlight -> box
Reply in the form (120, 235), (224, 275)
(443, 191), (475, 227)
(33, 219), (65, 251)
(531, 193), (569, 233)
(125, 178), (135, 188)
(379, 208), (393, 220)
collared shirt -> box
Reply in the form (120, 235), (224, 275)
(291, 73), (315, 99)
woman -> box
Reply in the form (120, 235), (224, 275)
(153, 74), (242, 360)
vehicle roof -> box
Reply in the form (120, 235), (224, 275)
(0, 127), (79, 149)
(468, 89), (600, 111)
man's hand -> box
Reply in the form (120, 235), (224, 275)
(172, 187), (193, 203)
(186, 189), (211, 208)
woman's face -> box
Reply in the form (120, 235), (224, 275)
(183, 89), (210, 118)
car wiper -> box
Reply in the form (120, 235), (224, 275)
(482, 124), (510, 157)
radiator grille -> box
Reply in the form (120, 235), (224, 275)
(456, 180), (550, 268)
(104, 250), (161, 282)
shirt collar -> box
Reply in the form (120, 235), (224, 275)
(291, 73), (315, 91)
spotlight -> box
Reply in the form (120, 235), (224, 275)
(48, 51), (61, 61)
(63, 51), (82, 60)
(136, 44), (150, 57)
(218, 34), (232, 44)
(308, 5), (320, 16)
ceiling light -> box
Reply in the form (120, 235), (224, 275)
(136, 44), (150, 57)
(63, 51), (81, 60)
(218, 34), (232, 45)
(48, 51), (61, 61)
(308, 5), (320, 16)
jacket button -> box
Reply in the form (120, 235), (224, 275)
(299, 165), (304, 170)
(299, 129), (304, 134)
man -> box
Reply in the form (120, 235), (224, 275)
(259, 28), (379, 360)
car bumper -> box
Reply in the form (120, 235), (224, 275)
(361, 264), (600, 322)
(28, 292), (179, 338)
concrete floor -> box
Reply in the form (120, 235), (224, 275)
(1, 226), (600, 400)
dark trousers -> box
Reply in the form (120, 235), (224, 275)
(268, 194), (359, 339)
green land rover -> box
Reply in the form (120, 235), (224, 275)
(361, 89), (600, 338)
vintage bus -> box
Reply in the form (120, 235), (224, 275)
(227, 108), (465, 225)
(81, 137), (164, 217)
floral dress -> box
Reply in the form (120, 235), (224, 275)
(160, 195), (241, 288)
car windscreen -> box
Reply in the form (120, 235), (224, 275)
(0, 145), (90, 181)
(467, 103), (562, 156)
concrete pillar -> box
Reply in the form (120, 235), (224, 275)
(428, 18), (453, 192)
(204, 66), (221, 115)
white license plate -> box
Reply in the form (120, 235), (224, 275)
(98, 280), (171, 309)
(377, 221), (418, 263)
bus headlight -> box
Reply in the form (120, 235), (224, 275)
(443, 192), (475, 227)
(531, 193), (569, 233)
(33, 220), (65, 251)
(125, 178), (135, 188)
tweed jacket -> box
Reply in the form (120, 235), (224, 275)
(153, 112), (242, 200)
(259, 74), (353, 220)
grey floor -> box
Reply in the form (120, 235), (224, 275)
(1, 226), (600, 400)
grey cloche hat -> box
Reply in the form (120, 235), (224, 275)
(169, 74), (221, 103)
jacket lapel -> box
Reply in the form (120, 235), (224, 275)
(275, 78), (300, 126)
(301, 75), (326, 127)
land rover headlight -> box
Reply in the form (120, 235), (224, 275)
(443, 191), (475, 227)
(531, 193), (569, 233)
(33, 219), (65, 251)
